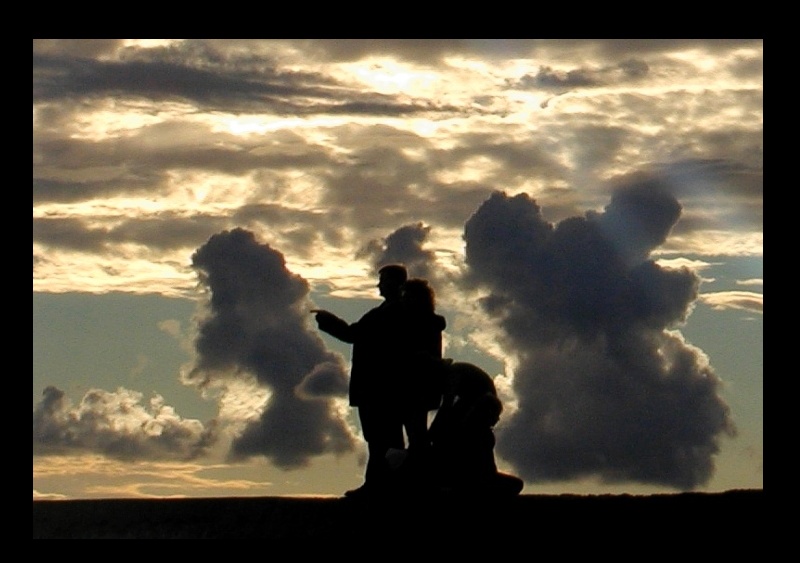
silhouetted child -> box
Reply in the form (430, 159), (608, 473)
(428, 362), (523, 497)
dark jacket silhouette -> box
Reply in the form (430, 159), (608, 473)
(316, 297), (406, 408)
(313, 264), (409, 495)
(397, 278), (447, 413)
(393, 278), (447, 460)
(429, 362), (523, 497)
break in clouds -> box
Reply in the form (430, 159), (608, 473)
(33, 179), (735, 489)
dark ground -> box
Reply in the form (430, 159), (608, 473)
(33, 489), (762, 539)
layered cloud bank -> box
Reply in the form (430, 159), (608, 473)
(33, 40), (760, 495)
(35, 180), (737, 490)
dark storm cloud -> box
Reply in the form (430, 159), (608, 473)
(32, 133), (165, 204)
(597, 180), (683, 267)
(359, 222), (437, 280)
(33, 217), (112, 253)
(33, 178), (112, 204)
(321, 146), (433, 226)
(32, 197), (340, 262)
(515, 59), (650, 92)
(318, 127), (565, 236)
(33, 120), (344, 205)
(33, 386), (214, 460)
(128, 122), (335, 174)
(611, 161), (763, 236)
(34, 39), (125, 58)
(188, 228), (355, 468)
(32, 50), (340, 107)
(462, 181), (735, 490)
(420, 183), (498, 229)
(649, 159), (763, 201)
(33, 53), (247, 105)
(437, 132), (567, 184)
(32, 48), (462, 117)
(295, 361), (350, 399)
(33, 214), (229, 253)
(233, 203), (349, 257)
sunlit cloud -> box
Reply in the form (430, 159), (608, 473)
(658, 230), (763, 257)
(32, 455), (275, 499)
(33, 386), (216, 460)
(656, 257), (718, 273)
(33, 490), (68, 500)
(697, 291), (763, 313)
(33, 40), (762, 498)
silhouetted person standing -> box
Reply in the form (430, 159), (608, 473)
(313, 264), (408, 497)
(397, 278), (447, 457)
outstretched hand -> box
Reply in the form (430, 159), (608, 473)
(310, 309), (338, 326)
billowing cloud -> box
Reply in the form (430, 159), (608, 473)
(32, 40), (762, 497)
(33, 386), (213, 460)
(359, 222), (437, 280)
(462, 180), (735, 490)
(188, 228), (356, 468)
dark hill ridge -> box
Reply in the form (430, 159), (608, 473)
(33, 489), (762, 539)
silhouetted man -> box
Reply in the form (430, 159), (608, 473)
(313, 264), (409, 497)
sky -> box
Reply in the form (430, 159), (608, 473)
(33, 39), (763, 500)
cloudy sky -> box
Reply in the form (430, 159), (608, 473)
(33, 39), (762, 500)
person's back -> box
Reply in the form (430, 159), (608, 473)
(315, 265), (407, 408)
(398, 278), (447, 414)
(346, 297), (407, 408)
(430, 390), (499, 487)
(429, 362), (523, 497)
(380, 278), (447, 492)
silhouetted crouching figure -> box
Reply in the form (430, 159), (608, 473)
(428, 362), (524, 498)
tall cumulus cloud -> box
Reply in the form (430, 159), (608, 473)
(359, 221), (437, 280)
(187, 228), (356, 468)
(462, 178), (735, 490)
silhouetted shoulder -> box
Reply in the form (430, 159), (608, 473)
(415, 312), (445, 332)
(449, 362), (496, 398)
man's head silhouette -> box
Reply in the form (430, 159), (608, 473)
(377, 264), (407, 300)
